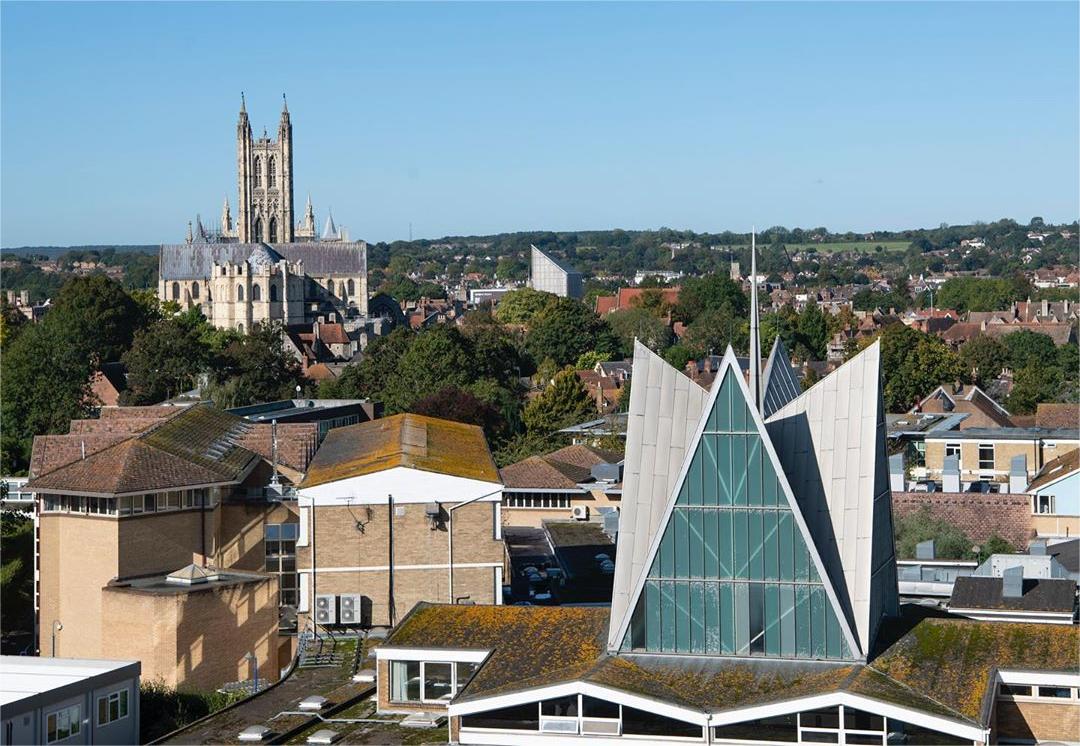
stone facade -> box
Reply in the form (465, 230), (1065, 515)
(892, 491), (1034, 548)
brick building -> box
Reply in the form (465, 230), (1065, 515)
(499, 444), (622, 528)
(26, 404), (316, 690)
(295, 413), (504, 628)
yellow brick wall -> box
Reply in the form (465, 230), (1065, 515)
(38, 514), (118, 659)
(995, 699), (1080, 743)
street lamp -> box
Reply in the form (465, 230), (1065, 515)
(51, 620), (62, 657)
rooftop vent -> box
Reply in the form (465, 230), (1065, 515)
(238, 725), (271, 742)
(915, 540), (936, 561)
(1002, 565), (1024, 598)
(298, 695), (328, 712)
(166, 564), (219, 586)
(307, 729), (341, 745)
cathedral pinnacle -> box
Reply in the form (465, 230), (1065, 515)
(282, 93), (288, 114)
(240, 92), (246, 114)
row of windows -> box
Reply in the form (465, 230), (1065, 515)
(252, 155), (277, 187)
(942, 442), (996, 471)
(41, 490), (214, 516)
(504, 493), (575, 509)
(713, 706), (969, 745)
(461, 695), (701, 739)
(627, 580), (851, 660)
(999, 683), (1078, 700)
(389, 660), (479, 704)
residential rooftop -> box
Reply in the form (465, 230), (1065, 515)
(925, 426), (1079, 441)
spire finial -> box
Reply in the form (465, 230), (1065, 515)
(282, 92), (288, 113)
(240, 91), (246, 113)
(749, 226), (762, 413)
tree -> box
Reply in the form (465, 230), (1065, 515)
(760, 307), (799, 354)
(958, 336), (1007, 387)
(207, 323), (306, 408)
(1007, 359), (1063, 415)
(875, 323), (964, 411)
(673, 273), (747, 324)
(525, 298), (619, 368)
(122, 316), (210, 404)
(894, 505), (976, 560)
(0, 322), (94, 473)
(663, 344), (695, 371)
(606, 307), (673, 355)
(381, 325), (475, 412)
(575, 350), (611, 370)
(934, 277), (1022, 313)
(47, 275), (143, 363)
(1001, 330), (1058, 370)
(523, 369), (596, 433)
(493, 288), (556, 325)
(683, 307), (748, 357)
(410, 386), (502, 436)
(0, 297), (28, 350)
(795, 303), (829, 361)
(324, 328), (414, 400)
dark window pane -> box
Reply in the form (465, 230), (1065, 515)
(886, 718), (970, 745)
(541, 696), (577, 717)
(462, 702), (539, 731)
(1038, 686), (1072, 698)
(999, 684), (1031, 697)
(714, 713), (797, 742)
(581, 696), (619, 719)
(844, 707), (883, 731)
(845, 735), (882, 745)
(801, 732), (838, 743)
(801, 707), (839, 729)
(749, 583), (765, 654)
(622, 706), (700, 738)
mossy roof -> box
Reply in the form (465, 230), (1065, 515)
(868, 615), (1080, 723)
(300, 413), (499, 488)
(26, 404), (258, 496)
(385, 604), (1078, 730)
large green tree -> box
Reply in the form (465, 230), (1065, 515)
(207, 323), (307, 408)
(122, 313), (210, 404)
(874, 323), (964, 411)
(381, 325), (475, 412)
(606, 307), (674, 354)
(1001, 330), (1058, 370)
(673, 273), (748, 324)
(493, 288), (556, 325)
(795, 303), (830, 361)
(958, 336), (1007, 387)
(1007, 359), (1064, 415)
(525, 297), (620, 368)
(682, 307), (748, 357)
(522, 369), (596, 433)
(322, 327), (414, 400)
(48, 274), (144, 362)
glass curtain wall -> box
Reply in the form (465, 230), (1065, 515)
(623, 369), (853, 660)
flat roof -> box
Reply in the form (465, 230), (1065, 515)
(926, 427), (1079, 442)
(0, 656), (139, 709)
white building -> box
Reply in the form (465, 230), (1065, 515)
(529, 245), (583, 299)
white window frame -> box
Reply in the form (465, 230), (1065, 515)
(1032, 493), (1056, 515)
(388, 659), (478, 706)
(45, 704), (81, 744)
(977, 443), (995, 472)
(97, 688), (129, 726)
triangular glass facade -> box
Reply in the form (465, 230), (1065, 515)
(622, 368), (854, 660)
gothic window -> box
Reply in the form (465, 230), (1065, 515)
(171, 282), (180, 300)
(191, 283), (200, 300)
(327, 280), (334, 296)
(348, 279), (355, 295)
(270, 284), (278, 302)
(252, 284), (261, 301)
(269, 217), (278, 243)
(237, 323), (244, 334)
(254, 218), (263, 241)
(254, 158), (262, 187)
(237, 284), (245, 302)
(268, 157), (276, 183)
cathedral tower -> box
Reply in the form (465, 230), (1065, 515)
(235, 94), (294, 243)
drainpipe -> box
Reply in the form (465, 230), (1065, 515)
(447, 489), (502, 605)
(388, 494), (395, 626)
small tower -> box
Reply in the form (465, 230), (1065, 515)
(235, 94), (294, 243)
(221, 195), (234, 238)
(296, 194), (317, 240)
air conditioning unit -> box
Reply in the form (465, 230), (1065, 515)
(314, 594), (336, 625)
(571, 505), (589, 521)
(338, 593), (364, 625)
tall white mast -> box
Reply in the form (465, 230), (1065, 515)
(749, 227), (762, 412)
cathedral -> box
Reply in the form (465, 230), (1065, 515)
(158, 97), (368, 331)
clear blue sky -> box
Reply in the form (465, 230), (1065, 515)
(2, 1), (1077, 247)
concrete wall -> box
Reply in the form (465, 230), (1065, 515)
(892, 492), (1033, 548)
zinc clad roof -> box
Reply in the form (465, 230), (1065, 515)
(300, 413), (499, 488)
(761, 337), (802, 419)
